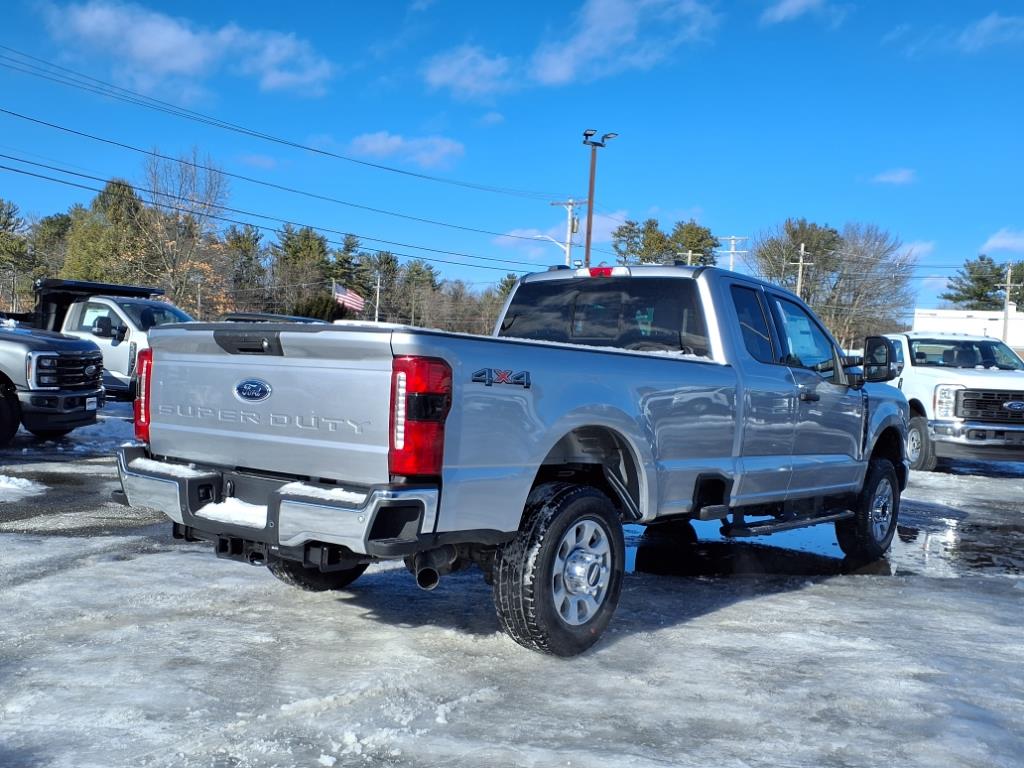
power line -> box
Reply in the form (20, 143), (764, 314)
(0, 107), (577, 246)
(0, 46), (567, 201)
(0, 163), (532, 275)
(0, 152), (540, 270)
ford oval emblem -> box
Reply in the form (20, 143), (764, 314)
(84, 365), (97, 376)
(235, 379), (272, 403)
(1003, 400), (1024, 412)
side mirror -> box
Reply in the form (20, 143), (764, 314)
(863, 336), (899, 382)
(91, 316), (113, 338)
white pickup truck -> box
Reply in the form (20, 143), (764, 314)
(116, 265), (909, 655)
(11, 279), (193, 399)
(883, 331), (1024, 470)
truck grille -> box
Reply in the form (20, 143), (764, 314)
(56, 352), (104, 390)
(956, 390), (1024, 423)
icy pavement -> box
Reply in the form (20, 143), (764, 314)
(5, 400), (134, 463)
(0, 461), (1022, 767)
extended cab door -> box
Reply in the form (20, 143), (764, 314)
(726, 282), (796, 505)
(766, 293), (865, 497)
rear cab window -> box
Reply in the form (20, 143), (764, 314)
(499, 277), (710, 357)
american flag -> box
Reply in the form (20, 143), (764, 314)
(333, 285), (365, 312)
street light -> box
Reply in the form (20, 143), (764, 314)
(582, 129), (617, 267)
(532, 233), (570, 265)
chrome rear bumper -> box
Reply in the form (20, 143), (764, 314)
(116, 446), (438, 556)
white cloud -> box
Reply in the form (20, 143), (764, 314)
(872, 168), (917, 185)
(424, 1), (718, 99)
(957, 13), (1024, 53)
(530, 0), (719, 86)
(44, 1), (334, 96)
(348, 131), (464, 169)
(480, 111), (505, 125)
(238, 153), (278, 170)
(900, 240), (935, 258)
(981, 228), (1024, 254)
(760, 0), (823, 24)
(424, 45), (512, 99)
(760, 0), (847, 27)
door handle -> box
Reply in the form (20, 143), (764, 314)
(799, 391), (820, 402)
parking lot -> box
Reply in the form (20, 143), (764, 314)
(2, 406), (1022, 768)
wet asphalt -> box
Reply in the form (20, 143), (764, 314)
(2, 437), (1022, 581)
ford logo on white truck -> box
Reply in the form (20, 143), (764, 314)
(235, 379), (272, 402)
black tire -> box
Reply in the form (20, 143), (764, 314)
(643, 519), (698, 546)
(26, 428), (74, 441)
(267, 558), (368, 592)
(0, 388), (20, 447)
(493, 482), (625, 657)
(835, 458), (900, 561)
(907, 416), (937, 471)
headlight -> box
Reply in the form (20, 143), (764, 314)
(38, 357), (58, 368)
(25, 353), (60, 389)
(934, 384), (963, 419)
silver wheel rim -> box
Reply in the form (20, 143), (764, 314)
(907, 428), (922, 464)
(869, 477), (894, 542)
(551, 519), (612, 626)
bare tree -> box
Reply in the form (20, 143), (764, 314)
(132, 149), (229, 312)
(747, 220), (916, 348)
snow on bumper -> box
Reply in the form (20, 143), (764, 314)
(115, 446), (439, 555)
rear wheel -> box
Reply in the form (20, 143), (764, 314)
(0, 388), (20, 447)
(493, 483), (624, 657)
(907, 416), (937, 471)
(267, 558), (368, 592)
(835, 458), (899, 560)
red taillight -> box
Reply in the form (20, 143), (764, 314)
(133, 348), (154, 443)
(589, 266), (614, 277)
(389, 356), (452, 478)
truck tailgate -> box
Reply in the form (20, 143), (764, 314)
(147, 325), (394, 484)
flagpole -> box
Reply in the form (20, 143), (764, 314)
(374, 271), (381, 322)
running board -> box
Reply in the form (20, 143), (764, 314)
(723, 510), (854, 538)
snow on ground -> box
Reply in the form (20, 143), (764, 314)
(0, 458), (1021, 767)
(0, 474), (47, 503)
(9, 400), (134, 460)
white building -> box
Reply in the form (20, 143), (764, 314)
(912, 303), (1024, 354)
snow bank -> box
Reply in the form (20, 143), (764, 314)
(0, 474), (48, 503)
(195, 497), (268, 528)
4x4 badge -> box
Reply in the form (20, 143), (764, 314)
(472, 368), (531, 389)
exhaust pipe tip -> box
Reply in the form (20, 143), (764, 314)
(415, 567), (440, 591)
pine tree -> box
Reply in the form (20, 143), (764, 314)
(940, 255), (1005, 310)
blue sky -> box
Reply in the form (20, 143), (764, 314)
(1, 0), (1023, 305)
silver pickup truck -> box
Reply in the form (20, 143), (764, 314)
(116, 265), (908, 655)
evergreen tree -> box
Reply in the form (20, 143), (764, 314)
(940, 255), (1008, 310)
(224, 225), (267, 311)
(668, 219), (719, 265)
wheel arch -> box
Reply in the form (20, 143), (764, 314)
(527, 424), (650, 526)
(907, 398), (927, 419)
(869, 425), (907, 490)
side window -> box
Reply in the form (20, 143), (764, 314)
(730, 285), (775, 364)
(771, 296), (837, 373)
(77, 302), (117, 332)
(891, 339), (905, 374)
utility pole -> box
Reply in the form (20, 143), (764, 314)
(676, 249), (695, 266)
(581, 130), (618, 268)
(721, 235), (748, 272)
(550, 199), (586, 267)
(374, 270), (382, 322)
(789, 243), (814, 300)
(999, 264), (1022, 343)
